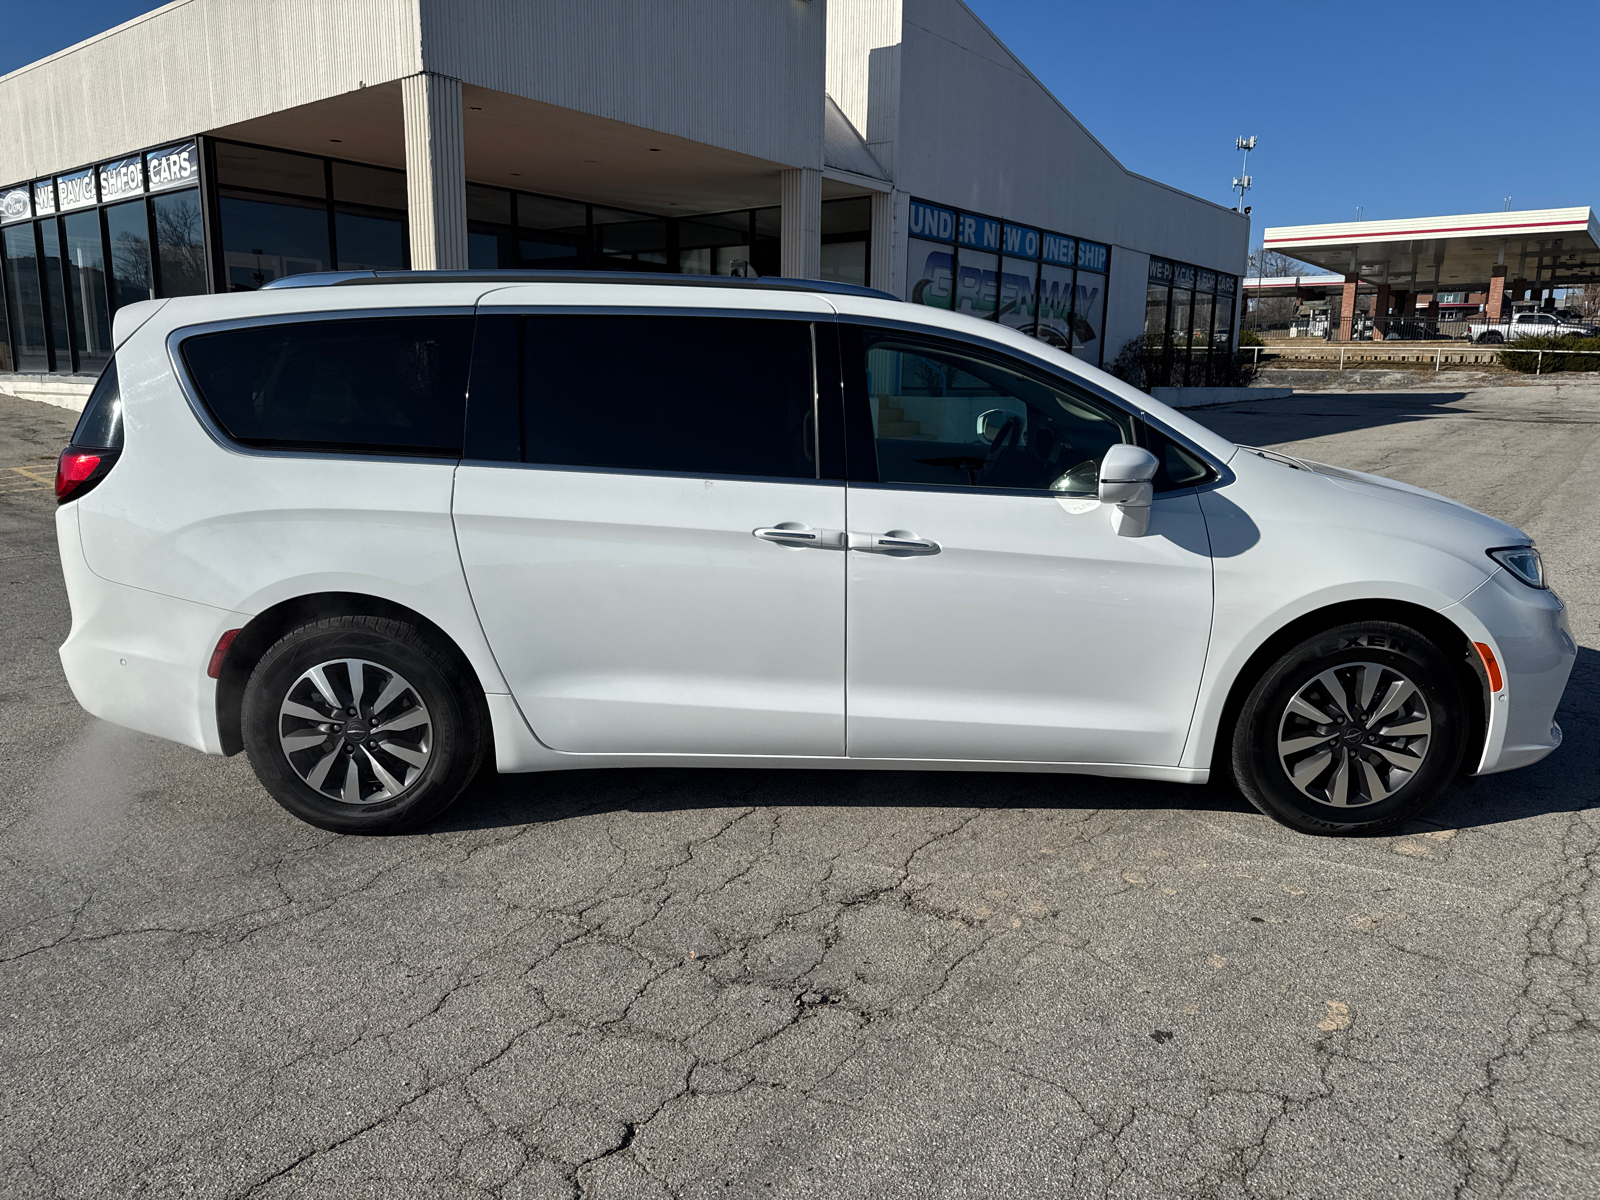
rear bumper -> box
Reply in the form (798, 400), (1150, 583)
(1442, 570), (1576, 776)
(56, 506), (238, 755)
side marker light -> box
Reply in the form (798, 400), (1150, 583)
(1473, 642), (1503, 693)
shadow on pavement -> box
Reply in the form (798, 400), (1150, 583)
(433, 646), (1598, 838)
(1190, 392), (1471, 446)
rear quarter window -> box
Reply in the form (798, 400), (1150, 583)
(180, 316), (474, 455)
(72, 358), (124, 449)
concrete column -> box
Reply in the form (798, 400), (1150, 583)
(869, 188), (895, 293)
(1486, 265), (1508, 325)
(1373, 283), (1391, 340)
(402, 72), (468, 271)
(1338, 273), (1359, 341)
(779, 167), (822, 280)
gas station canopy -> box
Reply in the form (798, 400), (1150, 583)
(1263, 207), (1600, 289)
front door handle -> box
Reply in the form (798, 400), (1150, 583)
(848, 530), (942, 555)
(754, 524), (845, 548)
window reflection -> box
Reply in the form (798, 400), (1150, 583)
(64, 210), (112, 373)
(152, 191), (207, 296)
(221, 194), (328, 290)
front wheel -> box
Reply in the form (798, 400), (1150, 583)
(1230, 621), (1468, 835)
(1482, 331), (1503, 344)
(241, 615), (486, 833)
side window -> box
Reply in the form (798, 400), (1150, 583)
(860, 330), (1132, 494)
(181, 316), (474, 455)
(1141, 423), (1216, 491)
(520, 315), (816, 479)
(72, 358), (124, 450)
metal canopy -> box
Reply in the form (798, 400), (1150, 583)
(1262, 207), (1600, 289)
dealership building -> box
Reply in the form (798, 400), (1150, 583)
(0, 0), (1247, 385)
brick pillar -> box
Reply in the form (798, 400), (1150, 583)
(1398, 290), (1415, 317)
(1338, 273), (1359, 341)
(1486, 265), (1508, 325)
(1373, 283), (1391, 340)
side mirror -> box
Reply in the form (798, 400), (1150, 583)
(1098, 444), (1160, 537)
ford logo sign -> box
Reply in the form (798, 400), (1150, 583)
(1, 191), (28, 220)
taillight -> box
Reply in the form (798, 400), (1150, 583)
(55, 446), (119, 504)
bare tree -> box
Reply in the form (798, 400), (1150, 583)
(1247, 249), (1322, 280)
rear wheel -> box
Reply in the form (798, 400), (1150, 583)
(1230, 621), (1467, 835)
(242, 616), (485, 833)
(1482, 330), (1503, 344)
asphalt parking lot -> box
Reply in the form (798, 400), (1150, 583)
(2, 379), (1596, 1199)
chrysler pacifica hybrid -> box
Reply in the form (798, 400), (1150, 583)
(53, 272), (1574, 835)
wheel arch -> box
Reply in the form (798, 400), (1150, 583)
(215, 592), (492, 757)
(1205, 598), (1490, 784)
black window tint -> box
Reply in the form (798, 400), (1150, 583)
(861, 330), (1132, 494)
(182, 317), (474, 455)
(521, 316), (816, 479)
(72, 359), (123, 450)
(1142, 423), (1215, 491)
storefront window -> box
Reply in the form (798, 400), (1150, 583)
(2, 224), (47, 372)
(821, 197), (871, 287)
(216, 142), (325, 198)
(1170, 287), (1193, 384)
(63, 210), (112, 373)
(1070, 269), (1107, 367)
(220, 193), (329, 290)
(335, 211), (405, 270)
(998, 257), (1037, 332)
(39, 221), (74, 372)
(679, 211), (751, 276)
(1036, 262), (1074, 349)
(593, 206), (670, 270)
(105, 199), (153, 310)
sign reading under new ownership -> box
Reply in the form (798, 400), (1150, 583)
(0, 185), (29, 224)
(1041, 233), (1075, 266)
(98, 154), (145, 202)
(957, 213), (1001, 252)
(1002, 224), (1039, 258)
(1076, 239), (1109, 273)
(909, 199), (955, 242)
(146, 141), (199, 192)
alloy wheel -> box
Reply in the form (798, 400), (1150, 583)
(277, 658), (433, 805)
(1276, 662), (1432, 808)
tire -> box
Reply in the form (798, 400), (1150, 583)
(1483, 331), (1503, 344)
(241, 615), (486, 833)
(1229, 621), (1468, 835)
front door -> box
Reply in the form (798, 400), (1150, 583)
(841, 328), (1214, 765)
(454, 309), (847, 756)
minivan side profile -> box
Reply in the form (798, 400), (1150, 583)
(55, 272), (1575, 836)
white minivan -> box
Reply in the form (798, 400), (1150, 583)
(54, 272), (1575, 835)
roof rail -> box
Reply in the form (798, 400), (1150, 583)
(261, 269), (900, 302)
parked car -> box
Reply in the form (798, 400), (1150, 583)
(1467, 311), (1599, 343)
(55, 272), (1574, 837)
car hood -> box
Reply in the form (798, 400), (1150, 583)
(1233, 446), (1529, 546)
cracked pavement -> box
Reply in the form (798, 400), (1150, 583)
(1, 380), (1596, 1198)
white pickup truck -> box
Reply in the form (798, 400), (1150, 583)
(1466, 311), (1598, 343)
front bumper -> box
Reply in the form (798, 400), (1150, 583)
(1443, 569), (1577, 775)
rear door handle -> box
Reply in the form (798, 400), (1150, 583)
(848, 530), (941, 555)
(754, 524), (844, 548)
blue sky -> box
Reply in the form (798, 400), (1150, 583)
(7, 1), (1598, 253)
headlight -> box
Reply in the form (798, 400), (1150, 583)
(1488, 545), (1546, 589)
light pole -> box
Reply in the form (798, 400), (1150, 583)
(1232, 136), (1256, 212)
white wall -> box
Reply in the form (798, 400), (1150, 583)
(828, 0), (1249, 299)
(1104, 249), (1151, 371)
(0, 0), (419, 184)
(418, 0), (826, 171)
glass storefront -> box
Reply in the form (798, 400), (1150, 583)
(907, 199), (1111, 366)
(1, 139), (204, 373)
(1143, 257), (1240, 387)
